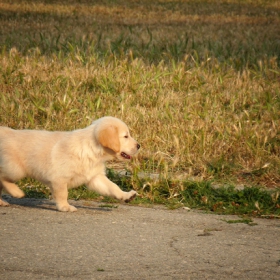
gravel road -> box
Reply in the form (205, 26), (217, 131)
(1, 197), (280, 279)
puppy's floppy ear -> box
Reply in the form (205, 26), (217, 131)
(98, 126), (120, 153)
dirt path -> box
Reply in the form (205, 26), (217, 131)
(1, 197), (280, 279)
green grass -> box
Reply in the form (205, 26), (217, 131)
(0, 0), (280, 215)
(222, 218), (257, 226)
(19, 170), (280, 217)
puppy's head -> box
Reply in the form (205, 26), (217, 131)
(94, 117), (140, 160)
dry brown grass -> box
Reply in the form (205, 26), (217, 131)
(0, 0), (279, 188)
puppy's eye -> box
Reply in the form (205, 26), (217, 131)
(124, 135), (129, 138)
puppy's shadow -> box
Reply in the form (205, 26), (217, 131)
(2, 196), (114, 212)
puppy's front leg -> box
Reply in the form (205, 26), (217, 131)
(88, 175), (137, 202)
(50, 182), (77, 212)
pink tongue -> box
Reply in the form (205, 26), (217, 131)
(121, 152), (131, 159)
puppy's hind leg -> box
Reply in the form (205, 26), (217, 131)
(0, 180), (25, 206)
(1, 180), (25, 197)
(0, 181), (10, 206)
(50, 182), (77, 212)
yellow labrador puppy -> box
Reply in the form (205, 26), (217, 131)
(0, 116), (140, 212)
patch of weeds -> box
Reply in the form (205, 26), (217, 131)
(97, 268), (105, 272)
(68, 186), (100, 201)
(106, 172), (280, 216)
(100, 196), (119, 204)
(222, 218), (258, 226)
(204, 228), (222, 232)
(165, 199), (184, 210)
(20, 178), (50, 199)
(17, 170), (280, 218)
(99, 204), (118, 209)
(23, 186), (50, 199)
(128, 196), (154, 207)
(106, 168), (135, 192)
(181, 181), (280, 216)
(198, 231), (212, 236)
(198, 228), (222, 236)
(207, 157), (240, 176)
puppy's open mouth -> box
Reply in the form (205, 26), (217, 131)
(121, 152), (131, 160)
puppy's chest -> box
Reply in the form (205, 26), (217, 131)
(72, 158), (104, 182)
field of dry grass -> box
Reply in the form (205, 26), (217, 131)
(0, 0), (279, 192)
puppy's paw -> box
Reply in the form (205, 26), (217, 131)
(4, 183), (25, 198)
(0, 199), (10, 207)
(13, 188), (25, 198)
(57, 204), (78, 212)
(124, 190), (137, 203)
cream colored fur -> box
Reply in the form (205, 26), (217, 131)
(0, 116), (140, 212)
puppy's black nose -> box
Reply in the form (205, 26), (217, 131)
(137, 143), (140, 150)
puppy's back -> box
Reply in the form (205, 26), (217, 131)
(0, 127), (66, 180)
